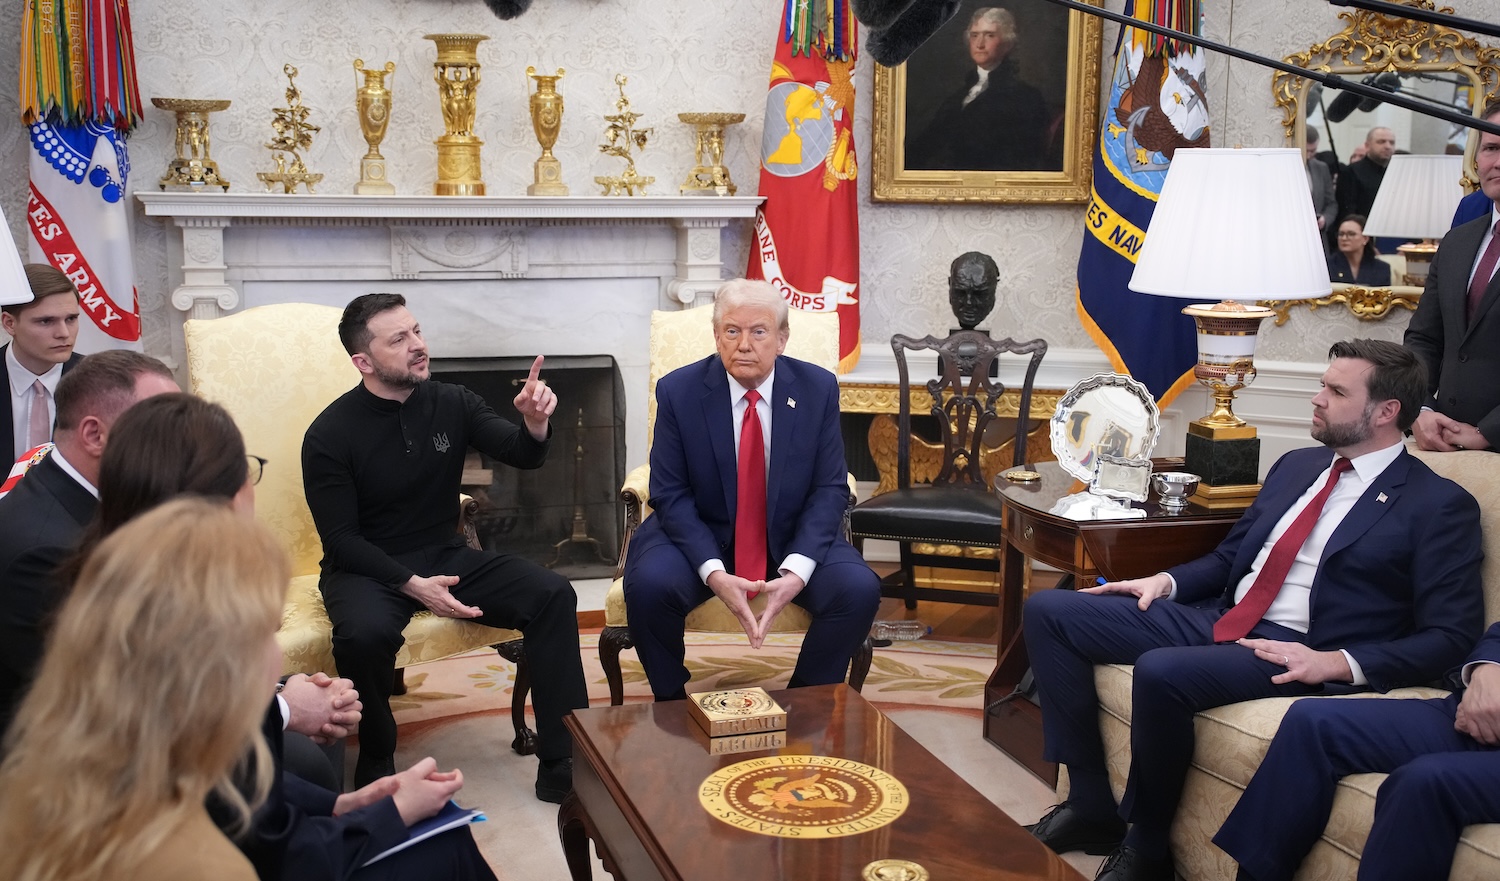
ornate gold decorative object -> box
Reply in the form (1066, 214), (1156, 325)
(152, 98), (232, 191)
(425, 33), (489, 196)
(677, 112), (745, 196)
(863, 859), (930, 881)
(1272, 0), (1500, 178)
(594, 74), (654, 196)
(353, 60), (397, 195)
(525, 67), (568, 196)
(257, 65), (324, 194)
(1261, 286), (1424, 325)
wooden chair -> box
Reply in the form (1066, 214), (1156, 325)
(184, 303), (537, 754)
(849, 330), (1047, 608)
(597, 305), (872, 704)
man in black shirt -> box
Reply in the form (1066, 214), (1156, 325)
(302, 293), (587, 801)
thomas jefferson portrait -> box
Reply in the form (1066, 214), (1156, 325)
(904, 2), (1068, 173)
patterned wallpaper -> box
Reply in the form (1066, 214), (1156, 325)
(1, 0), (1493, 363)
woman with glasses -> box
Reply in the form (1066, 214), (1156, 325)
(1328, 214), (1394, 286)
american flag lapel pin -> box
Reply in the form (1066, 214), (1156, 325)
(787, 398), (796, 408)
(1377, 492), (1388, 504)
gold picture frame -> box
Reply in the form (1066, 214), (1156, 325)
(872, 0), (1103, 204)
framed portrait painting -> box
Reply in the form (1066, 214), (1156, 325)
(872, 0), (1103, 204)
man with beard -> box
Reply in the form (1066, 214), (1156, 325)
(302, 293), (587, 801)
(1022, 338), (1484, 881)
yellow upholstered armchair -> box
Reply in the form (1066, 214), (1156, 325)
(599, 304), (872, 703)
(184, 303), (537, 754)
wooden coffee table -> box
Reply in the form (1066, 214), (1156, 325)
(558, 684), (1085, 881)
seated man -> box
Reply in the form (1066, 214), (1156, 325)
(302, 293), (587, 800)
(2, 264), (84, 466)
(623, 279), (879, 701)
(1215, 623), (1500, 881)
(0, 350), (177, 730)
(1023, 339), (1485, 881)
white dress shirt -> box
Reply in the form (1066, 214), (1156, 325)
(697, 368), (817, 587)
(6, 346), (64, 460)
(1170, 441), (1406, 685)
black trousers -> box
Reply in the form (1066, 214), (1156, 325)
(321, 540), (587, 763)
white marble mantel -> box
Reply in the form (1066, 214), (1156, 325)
(137, 192), (762, 466)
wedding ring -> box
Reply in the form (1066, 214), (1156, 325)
(1281, 655), (1289, 666)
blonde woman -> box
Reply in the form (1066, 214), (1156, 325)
(0, 499), (287, 881)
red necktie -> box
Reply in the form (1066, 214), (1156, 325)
(1467, 222), (1500, 324)
(735, 389), (768, 588)
(1213, 457), (1353, 643)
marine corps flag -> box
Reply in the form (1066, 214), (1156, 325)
(20, 0), (144, 350)
(747, 0), (862, 372)
(1075, 0), (1208, 404)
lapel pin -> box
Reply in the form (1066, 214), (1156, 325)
(787, 398), (796, 408)
(1377, 492), (1388, 504)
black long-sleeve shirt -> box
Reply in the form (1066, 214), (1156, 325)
(301, 380), (549, 586)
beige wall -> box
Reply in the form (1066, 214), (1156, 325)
(2, 0), (1496, 364)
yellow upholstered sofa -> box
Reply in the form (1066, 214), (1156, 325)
(184, 303), (537, 753)
(1079, 447), (1500, 880)
(598, 304), (870, 703)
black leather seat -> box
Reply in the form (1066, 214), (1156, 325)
(850, 330), (1047, 608)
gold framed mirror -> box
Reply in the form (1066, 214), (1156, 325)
(1262, 0), (1500, 323)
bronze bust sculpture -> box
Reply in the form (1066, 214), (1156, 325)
(949, 251), (998, 330)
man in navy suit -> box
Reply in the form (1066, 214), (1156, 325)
(623, 279), (880, 701)
(1024, 339), (1485, 881)
(1216, 622), (1500, 881)
(1405, 105), (1500, 453)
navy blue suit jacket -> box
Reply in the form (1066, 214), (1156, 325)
(630, 354), (850, 573)
(1167, 446), (1484, 692)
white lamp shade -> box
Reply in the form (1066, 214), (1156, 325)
(1362, 153), (1465, 239)
(0, 203), (34, 307)
(1129, 148), (1332, 301)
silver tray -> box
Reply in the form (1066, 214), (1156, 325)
(1049, 372), (1160, 484)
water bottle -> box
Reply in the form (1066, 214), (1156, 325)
(870, 619), (930, 646)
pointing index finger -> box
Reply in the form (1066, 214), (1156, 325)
(527, 354), (544, 383)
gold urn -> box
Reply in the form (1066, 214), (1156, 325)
(353, 59), (396, 195)
(526, 66), (568, 196)
(425, 33), (488, 196)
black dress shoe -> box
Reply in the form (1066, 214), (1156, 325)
(1024, 803), (1126, 855)
(1095, 846), (1175, 881)
(352, 752), (395, 789)
(535, 757), (573, 804)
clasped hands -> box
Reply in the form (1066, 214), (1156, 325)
(708, 569), (804, 649)
(1412, 409), (1488, 452)
(1456, 663), (1500, 746)
(1083, 575), (1354, 685)
(280, 672), (362, 744)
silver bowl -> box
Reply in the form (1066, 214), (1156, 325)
(1151, 471), (1201, 509)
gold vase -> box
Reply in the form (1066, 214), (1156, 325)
(152, 98), (232, 191)
(425, 33), (488, 196)
(353, 59), (396, 195)
(526, 66), (568, 196)
(678, 112), (745, 196)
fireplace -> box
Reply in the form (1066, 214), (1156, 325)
(432, 355), (625, 579)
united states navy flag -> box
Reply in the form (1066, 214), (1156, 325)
(1076, 0), (1208, 405)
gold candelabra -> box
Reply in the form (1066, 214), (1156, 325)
(594, 74), (654, 196)
(257, 64), (323, 194)
(353, 59), (396, 195)
(426, 33), (489, 196)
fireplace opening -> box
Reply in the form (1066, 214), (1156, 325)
(431, 355), (625, 579)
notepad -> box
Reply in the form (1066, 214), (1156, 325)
(361, 800), (486, 866)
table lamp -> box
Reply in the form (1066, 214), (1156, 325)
(1129, 147), (1331, 505)
(1361, 153), (1465, 286)
(0, 204), (36, 307)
